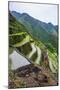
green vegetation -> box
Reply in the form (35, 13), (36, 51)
(9, 11), (58, 88)
(9, 12), (58, 75)
(30, 51), (37, 62)
(12, 11), (58, 52)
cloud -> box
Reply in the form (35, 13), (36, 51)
(9, 2), (58, 25)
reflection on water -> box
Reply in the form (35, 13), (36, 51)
(9, 50), (30, 70)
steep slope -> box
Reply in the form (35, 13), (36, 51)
(9, 12), (58, 88)
(9, 12), (58, 74)
(11, 11), (21, 20)
(11, 11), (58, 71)
(11, 11), (58, 53)
(9, 12), (43, 65)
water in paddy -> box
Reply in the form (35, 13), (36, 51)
(9, 50), (30, 70)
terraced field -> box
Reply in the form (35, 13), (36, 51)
(9, 12), (58, 88)
(9, 30), (58, 74)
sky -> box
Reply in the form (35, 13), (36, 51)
(9, 2), (58, 25)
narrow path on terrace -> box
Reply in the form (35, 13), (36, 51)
(35, 46), (41, 64)
(27, 43), (36, 59)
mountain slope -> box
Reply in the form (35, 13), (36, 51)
(9, 11), (58, 88)
(11, 11), (58, 53)
(9, 12), (58, 74)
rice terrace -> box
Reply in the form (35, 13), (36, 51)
(8, 1), (58, 88)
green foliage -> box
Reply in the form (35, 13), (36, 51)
(9, 12), (58, 74)
(9, 12), (27, 34)
(17, 42), (32, 55)
(30, 51), (37, 62)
